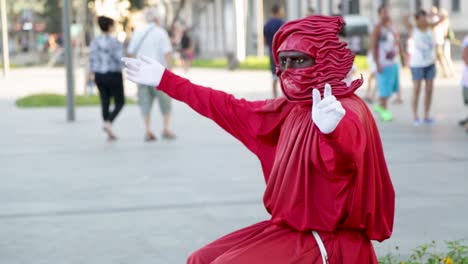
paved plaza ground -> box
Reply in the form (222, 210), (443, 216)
(0, 65), (467, 263)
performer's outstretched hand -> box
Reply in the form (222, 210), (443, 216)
(121, 56), (165, 87)
(312, 84), (346, 134)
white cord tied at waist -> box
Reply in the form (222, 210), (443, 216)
(312, 231), (329, 264)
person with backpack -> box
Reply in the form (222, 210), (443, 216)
(127, 7), (176, 142)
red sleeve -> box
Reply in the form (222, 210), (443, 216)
(316, 109), (367, 176)
(157, 70), (266, 154)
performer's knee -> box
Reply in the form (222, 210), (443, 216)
(187, 245), (224, 264)
(186, 249), (208, 264)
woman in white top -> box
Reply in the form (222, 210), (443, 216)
(403, 9), (446, 125)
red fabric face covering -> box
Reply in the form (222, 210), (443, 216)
(272, 15), (363, 102)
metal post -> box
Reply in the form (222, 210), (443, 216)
(234, 0), (246, 62)
(256, 0), (264, 57)
(1, 0), (10, 76)
(62, 0), (75, 121)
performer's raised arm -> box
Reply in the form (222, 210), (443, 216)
(122, 56), (266, 154)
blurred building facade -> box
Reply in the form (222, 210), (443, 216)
(290, 0), (468, 32)
(3, 0), (467, 61)
(178, 0), (468, 60)
(179, 0), (288, 61)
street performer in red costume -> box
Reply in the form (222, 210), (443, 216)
(123, 15), (395, 264)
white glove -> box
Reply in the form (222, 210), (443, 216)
(121, 56), (165, 87)
(312, 83), (346, 134)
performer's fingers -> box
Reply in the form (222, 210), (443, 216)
(324, 83), (332, 98)
(312, 89), (321, 106)
(122, 58), (141, 71)
(334, 106), (346, 116)
(126, 73), (139, 83)
(121, 57), (139, 66)
(125, 67), (138, 75)
(139, 55), (156, 65)
(124, 61), (140, 71)
(321, 101), (339, 113)
(317, 95), (336, 109)
(125, 69), (139, 79)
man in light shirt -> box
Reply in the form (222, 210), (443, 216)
(127, 7), (175, 141)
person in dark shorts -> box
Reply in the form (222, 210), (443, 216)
(89, 16), (125, 141)
(263, 4), (285, 98)
(403, 10), (446, 125)
(180, 28), (193, 72)
(371, 5), (404, 122)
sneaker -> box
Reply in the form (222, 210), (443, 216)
(373, 105), (385, 114)
(380, 109), (393, 122)
(423, 118), (436, 125)
(413, 119), (422, 126)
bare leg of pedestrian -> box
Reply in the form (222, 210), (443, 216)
(365, 72), (375, 103)
(162, 114), (176, 139)
(182, 57), (189, 73)
(95, 73), (119, 141)
(423, 79), (435, 123)
(138, 85), (157, 141)
(103, 121), (117, 141)
(144, 115), (157, 141)
(379, 97), (388, 111)
(412, 80), (422, 125)
(157, 90), (176, 139)
(436, 45), (450, 78)
(444, 41), (454, 76)
(392, 90), (403, 104)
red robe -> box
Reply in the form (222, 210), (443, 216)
(158, 70), (395, 264)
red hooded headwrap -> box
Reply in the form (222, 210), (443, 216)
(272, 15), (363, 102)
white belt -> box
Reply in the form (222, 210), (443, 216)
(312, 231), (329, 264)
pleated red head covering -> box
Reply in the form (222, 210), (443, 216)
(272, 15), (363, 102)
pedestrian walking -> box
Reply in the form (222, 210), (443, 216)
(127, 7), (176, 141)
(180, 28), (194, 73)
(264, 4), (285, 98)
(371, 5), (404, 121)
(89, 16), (125, 141)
